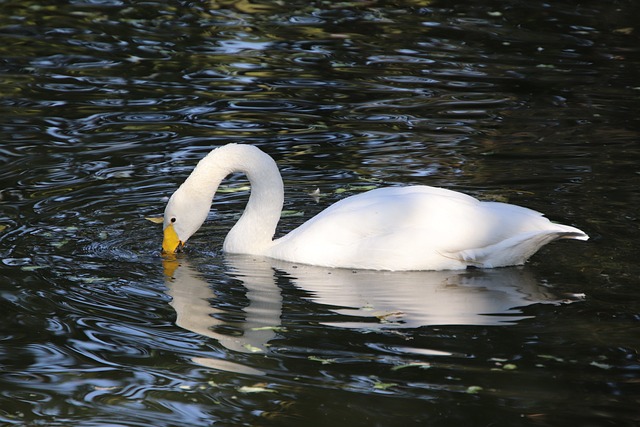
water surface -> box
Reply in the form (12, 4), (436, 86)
(1, 0), (639, 426)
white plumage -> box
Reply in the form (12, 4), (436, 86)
(162, 144), (588, 270)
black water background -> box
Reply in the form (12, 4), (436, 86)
(1, 1), (639, 426)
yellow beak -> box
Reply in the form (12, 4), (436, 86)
(162, 223), (183, 254)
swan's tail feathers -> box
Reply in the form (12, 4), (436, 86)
(451, 225), (588, 269)
(558, 231), (589, 241)
(553, 224), (589, 241)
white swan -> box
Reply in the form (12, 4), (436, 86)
(162, 144), (588, 271)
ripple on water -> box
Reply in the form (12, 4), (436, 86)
(0, 0), (638, 425)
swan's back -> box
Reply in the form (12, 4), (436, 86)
(268, 186), (587, 270)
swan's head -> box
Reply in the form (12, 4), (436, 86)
(162, 186), (210, 254)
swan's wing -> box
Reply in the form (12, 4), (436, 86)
(269, 186), (585, 270)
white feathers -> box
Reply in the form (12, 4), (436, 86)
(163, 144), (588, 270)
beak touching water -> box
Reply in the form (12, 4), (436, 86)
(162, 223), (183, 254)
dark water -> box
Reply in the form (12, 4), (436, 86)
(1, 0), (639, 425)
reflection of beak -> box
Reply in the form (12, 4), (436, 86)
(162, 223), (183, 254)
(162, 257), (180, 278)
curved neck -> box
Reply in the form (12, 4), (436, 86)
(185, 144), (284, 254)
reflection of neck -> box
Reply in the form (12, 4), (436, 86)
(164, 256), (282, 354)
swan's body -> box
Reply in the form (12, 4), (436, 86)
(162, 144), (588, 271)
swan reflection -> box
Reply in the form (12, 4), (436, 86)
(164, 255), (567, 360)
(268, 258), (554, 329)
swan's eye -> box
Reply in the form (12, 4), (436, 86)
(170, 217), (176, 223)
